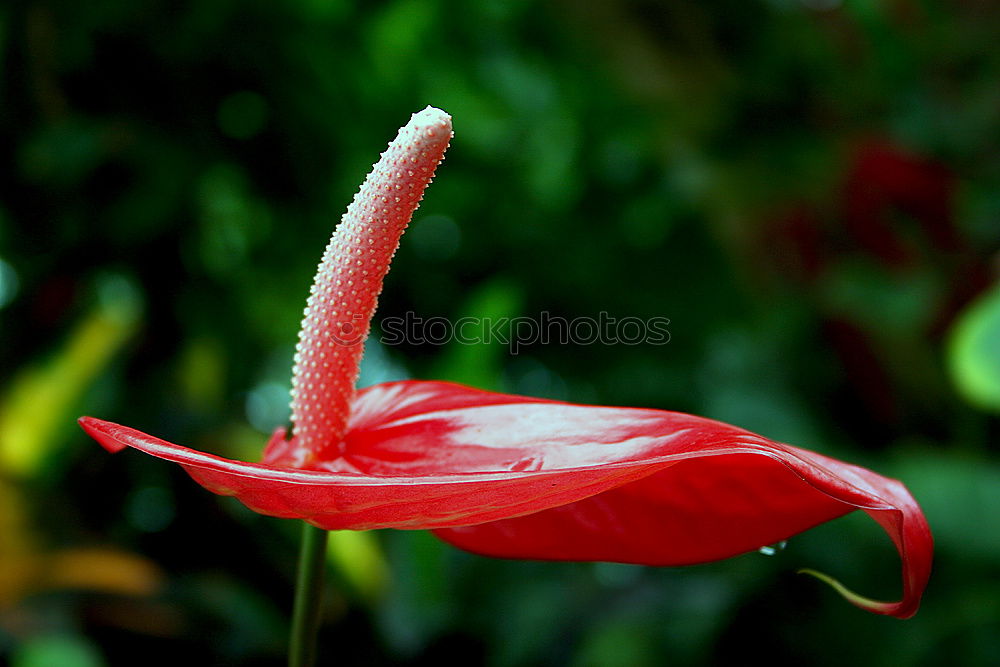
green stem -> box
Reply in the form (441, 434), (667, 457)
(289, 522), (329, 667)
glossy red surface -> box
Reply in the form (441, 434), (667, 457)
(80, 380), (931, 617)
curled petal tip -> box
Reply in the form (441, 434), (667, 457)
(797, 569), (917, 619)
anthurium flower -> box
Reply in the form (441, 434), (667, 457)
(79, 107), (932, 619)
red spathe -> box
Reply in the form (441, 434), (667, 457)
(80, 380), (931, 618)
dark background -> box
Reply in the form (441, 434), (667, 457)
(1, 1), (999, 665)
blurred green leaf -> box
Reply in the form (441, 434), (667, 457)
(431, 278), (522, 390)
(821, 258), (942, 337)
(892, 447), (1000, 562)
(572, 621), (656, 667)
(0, 256), (18, 310)
(947, 284), (1000, 412)
(378, 531), (452, 656)
(12, 635), (105, 667)
(18, 121), (105, 187)
(182, 573), (286, 660)
(366, 0), (437, 89)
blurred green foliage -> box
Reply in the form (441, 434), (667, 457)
(949, 286), (1000, 412)
(1, 0), (999, 665)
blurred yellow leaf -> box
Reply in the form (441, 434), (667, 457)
(177, 336), (226, 410)
(0, 284), (139, 476)
(0, 480), (38, 609)
(40, 547), (164, 598)
(326, 530), (389, 603)
(0, 480), (162, 609)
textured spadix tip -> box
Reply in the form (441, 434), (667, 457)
(401, 106), (453, 147)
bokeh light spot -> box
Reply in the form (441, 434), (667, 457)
(126, 486), (175, 533)
(246, 382), (292, 434)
